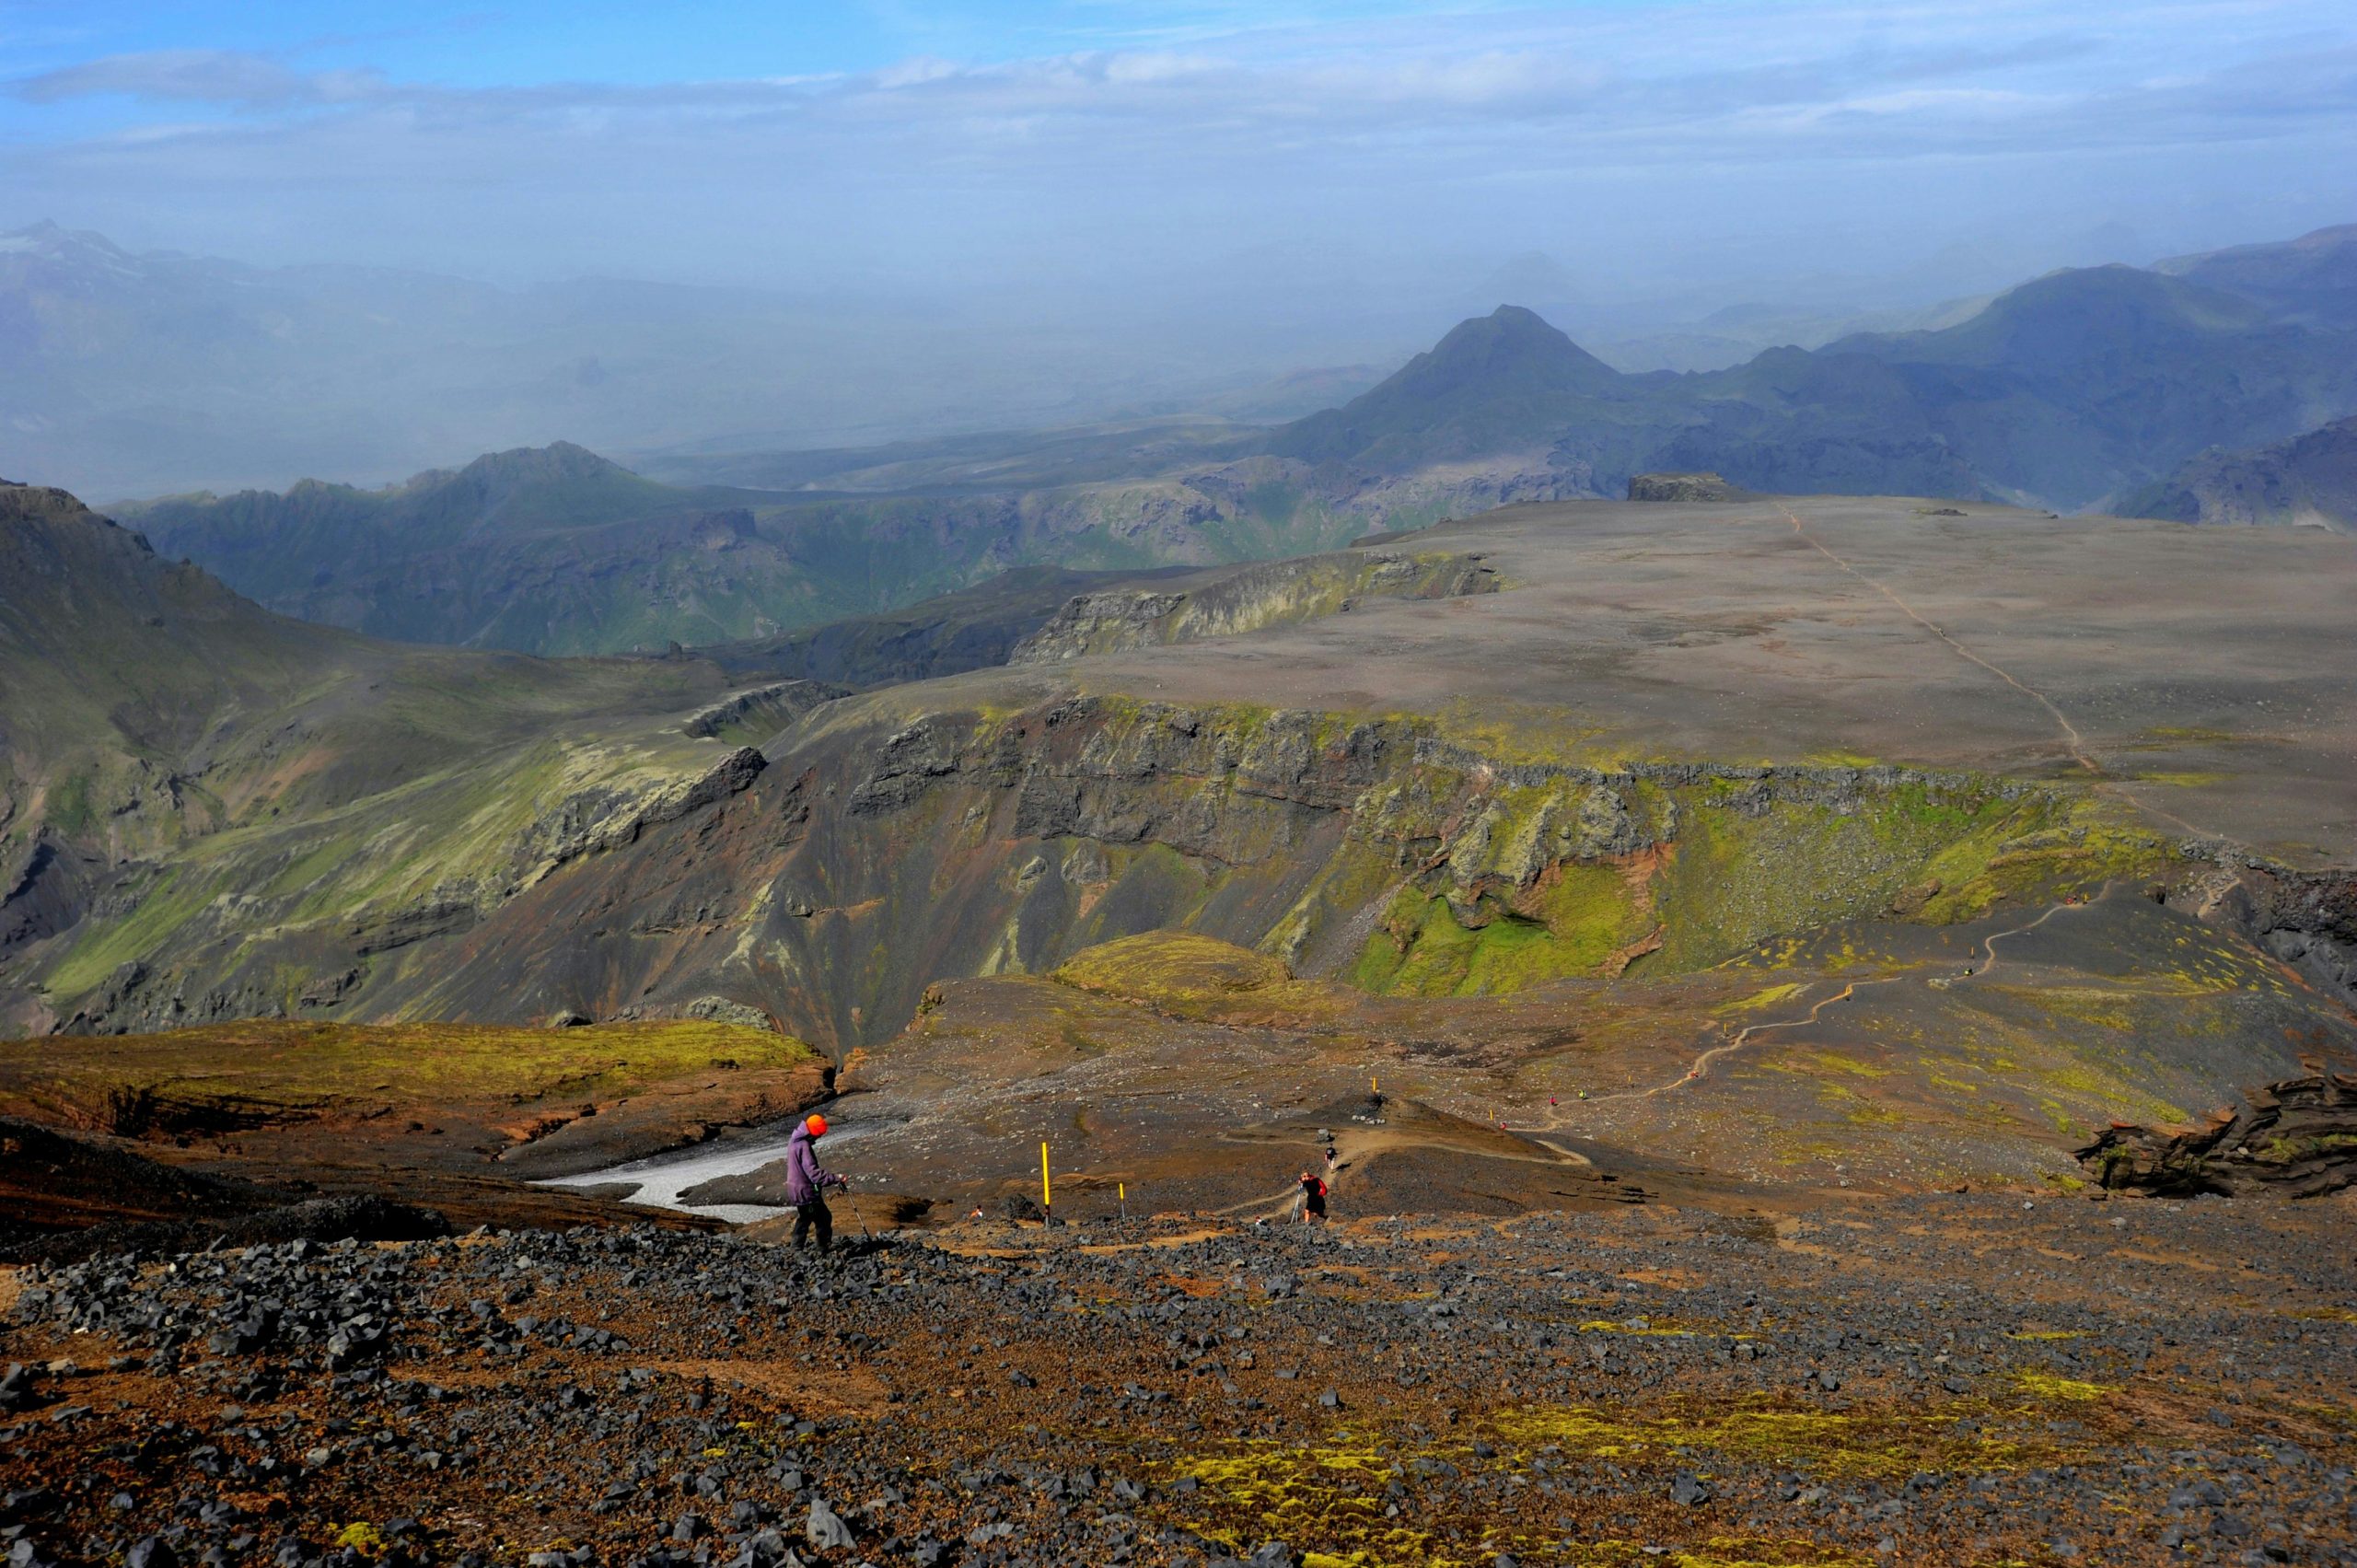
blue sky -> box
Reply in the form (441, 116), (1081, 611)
(2, 1), (2351, 316)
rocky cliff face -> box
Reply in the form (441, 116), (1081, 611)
(2079, 1071), (2357, 1197)
(679, 679), (843, 742)
(74, 688), (2242, 1049)
(30, 673), (2357, 1068)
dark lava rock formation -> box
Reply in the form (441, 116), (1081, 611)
(2079, 1071), (2357, 1198)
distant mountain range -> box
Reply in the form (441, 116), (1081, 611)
(123, 444), (819, 654)
(122, 442), (1573, 656)
(1273, 236), (2357, 510)
(2156, 224), (2357, 330)
(28, 221), (2357, 658)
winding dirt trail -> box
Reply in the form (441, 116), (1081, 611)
(1511, 974), (1898, 1136)
(1507, 891), (2107, 1137)
(1956, 898), (2081, 982)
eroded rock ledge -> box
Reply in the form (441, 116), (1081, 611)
(1008, 549), (1500, 663)
(2078, 1071), (2357, 1197)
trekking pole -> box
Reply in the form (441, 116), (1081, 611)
(849, 1178), (874, 1242)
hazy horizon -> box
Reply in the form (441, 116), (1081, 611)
(5, 0), (2355, 496)
(8, 2), (2352, 301)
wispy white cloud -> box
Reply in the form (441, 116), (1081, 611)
(13, 47), (386, 108)
(1, 0), (2349, 306)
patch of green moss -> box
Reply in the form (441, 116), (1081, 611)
(1052, 931), (1350, 1027)
(1719, 982), (1806, 1015)
(45, 865), (220, 998)
(1426, 695), (1614, 768)
(46, 772), (97, 836)
(1347, 857), (1652, 998)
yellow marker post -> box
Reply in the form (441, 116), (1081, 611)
(1040, 1141), (1051, 1219)
(1119, 1181), (1127, 1223)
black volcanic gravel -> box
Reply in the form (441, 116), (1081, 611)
(3, 1194), (2354, 1566)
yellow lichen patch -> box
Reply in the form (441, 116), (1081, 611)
(1719, 983), (1806, 1016)
(2289, 1400), (2357, 1434)
(2011, 1370), (2114, 1401)
(331, 1523), (389, 1555)
(1168, 1438), (1432, 1563)
(1490, 1395), (2092, 1480)
(2005, 1330), (2086, 1342)
(1794, 1051), (1889, 1079)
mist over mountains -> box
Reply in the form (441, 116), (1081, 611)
(87, 222), (2357, 656)
(0, 220), (1394, 501)
(19, 217), (2351, 507)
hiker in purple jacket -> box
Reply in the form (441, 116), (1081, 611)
(786, 1113), (849, 1250)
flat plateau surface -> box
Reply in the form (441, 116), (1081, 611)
(993, 496), (2357, 865)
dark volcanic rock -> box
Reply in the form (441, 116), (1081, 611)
(2077, 1070), (2357, 1197)
(3, 1199), (2355, 1565)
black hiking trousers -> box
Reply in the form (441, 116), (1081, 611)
(792, 1197), (833, 1251)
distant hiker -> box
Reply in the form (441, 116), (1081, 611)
(786, 1113), (850, 1251)
(1299, 1170), (1329, 1224)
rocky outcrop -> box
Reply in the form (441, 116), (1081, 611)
(2119, 414), (2357, 530)
(1008, 592), (1190, 664)
(508, 745), (768, 885)
(1628, 471), (1748, 503)
(680, 680), (842, 741)
(0, 833), (98, 957)
(1008, 550), (1501, 664)
(2184, 859), (2357, 1011)
(345, 900), (479, 956)
(2077, 1072), (2357, 1197)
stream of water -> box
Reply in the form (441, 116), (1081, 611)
(534, 1117), (877, 1225)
